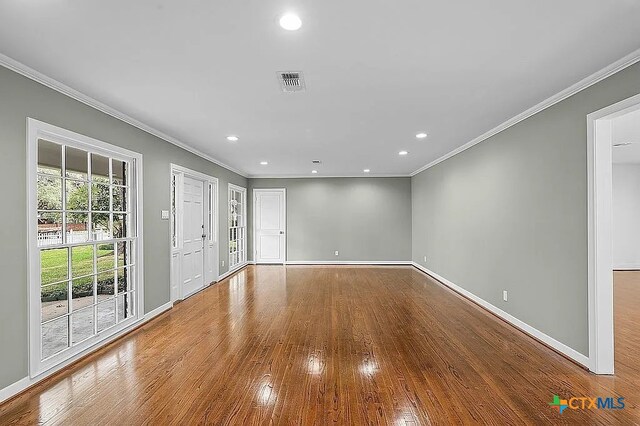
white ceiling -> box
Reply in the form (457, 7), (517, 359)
(613, 108), (640, 164)
(1, 1), (639, 177)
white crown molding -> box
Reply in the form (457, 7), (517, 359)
(249, 174), (410, 179)
(0, 52), (248, 178)
(4, 45), (638, 180)
(411, 47), (640, 176)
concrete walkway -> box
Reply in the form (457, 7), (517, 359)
(41, 295), (129, 358)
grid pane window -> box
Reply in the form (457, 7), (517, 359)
(228, 185), (246, 269)
(91, 154), (110, 183)
(65, 147), (88, 180)
(36, 138), (138, 361)
(91, 183), (110, 211)
(72, 307), (94, 345)
(41, 283), (68, 323)
(97, 299), (116, 333)
(42, 316), (69, 359)
(117, 291), (135, 322)
(208, 183), (215, 243)
(171, 174), (178, 248)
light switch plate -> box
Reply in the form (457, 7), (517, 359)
(161, 210), (170, 220)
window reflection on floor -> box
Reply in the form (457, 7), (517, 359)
(229, 270), (247, 303)
(38, 340), (138, 425)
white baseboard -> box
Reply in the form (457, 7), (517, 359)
(411, 262), (590, 368)
(217, 261), (250, 281)
(0, 301), (173, 405)
(285, 260), (412, 265)
(144, 301), (173, 321)
(0, 377), (31, 405)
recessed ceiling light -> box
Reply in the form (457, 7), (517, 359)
(226, 135), (238, 142)
(416, 132), (428, 139)
(363, 169), (370, 173)
(260, 161), (268, 165)
(399, 150), (408, 156)
(311, 170), (318, 174)
(279, 13), (302, 31)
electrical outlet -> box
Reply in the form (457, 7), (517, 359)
(334, 250), (339, 256)
(222, 260), (225, 267)
(503, 290), (508, 302)
(423, 255), (427, 262)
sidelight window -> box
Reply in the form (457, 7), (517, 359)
(228, 184), (246, 269)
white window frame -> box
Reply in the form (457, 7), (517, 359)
(228, 183), (247, 270)
(27, 118), (144, 378)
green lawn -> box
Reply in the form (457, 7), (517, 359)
(41, 245), (126, 287)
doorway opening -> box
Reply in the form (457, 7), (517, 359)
(253, 188), (286, 264)
(169, 164), (218, 302)
(587, 93), (640, 374)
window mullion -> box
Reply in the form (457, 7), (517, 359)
(67, 250), (72, 349)
(87, 152), (92, 244)
(114, 240), (119, 323)
(93, 238), (98, 336)
(109, 158), (114, 240)
(61, 146), (67, 245)
(93, 285), (98, 336)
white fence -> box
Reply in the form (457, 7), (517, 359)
(37, 230), (110, 246)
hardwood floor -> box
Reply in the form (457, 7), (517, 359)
(614, 271), (640, 396)
(1, 266), (639, 424)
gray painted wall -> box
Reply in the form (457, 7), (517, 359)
(412, 62), (640, 357)
(0, 66), (246, 389)
(248, 178), (411, 262)
(1, 53), (638, 394)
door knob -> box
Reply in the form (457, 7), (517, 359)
(279, 231), (284, 234)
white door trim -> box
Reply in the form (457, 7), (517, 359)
(587, 92), (640, 374)
(169, 164), (219, 302)
(253, 188), (287, 264)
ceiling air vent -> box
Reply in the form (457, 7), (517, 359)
(278, 71), (306, 93)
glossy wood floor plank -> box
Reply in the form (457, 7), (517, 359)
(1, 266), (639, 424)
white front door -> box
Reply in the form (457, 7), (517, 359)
(254, 189), (286, 264)
(181, 176), (205, 297)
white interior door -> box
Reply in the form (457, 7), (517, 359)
(254, 189), (286, 264)
(181, 176), (205, 297)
